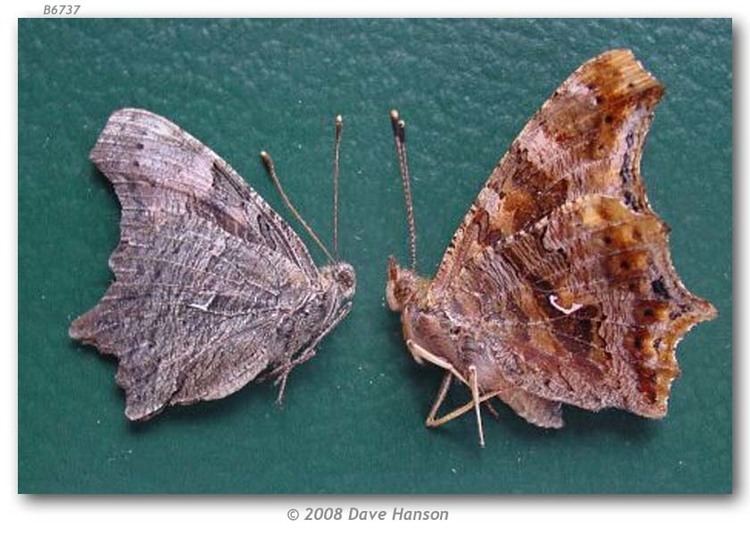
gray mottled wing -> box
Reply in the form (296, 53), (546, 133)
(70, 108), (317, 421)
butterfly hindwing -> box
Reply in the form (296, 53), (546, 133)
(447, 194), (715, 419)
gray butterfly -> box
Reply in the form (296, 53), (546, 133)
(70, 108), (356, 421)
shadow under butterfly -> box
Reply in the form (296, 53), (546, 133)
(385, 49), (717, 446)
(70, 108), (356, 421)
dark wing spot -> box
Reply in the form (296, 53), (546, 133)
(651, 277), (672, 300)
(210, 160), (247, 202)
(620, 132), (636, 186)
(623, 190), (640, 210)
(257, 214), (277, 251)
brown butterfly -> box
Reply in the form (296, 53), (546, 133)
(386, 49), (717, 446)
(70, 109), (355, 421)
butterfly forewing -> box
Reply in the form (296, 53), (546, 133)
(434, 50), (664, 290)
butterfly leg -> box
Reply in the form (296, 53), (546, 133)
(468, 365), (485, 447)
(271, 302), (353, 404)
(272, 348), (317, 404)
(484, 399), (500, 420)
(406, 339), (468, 384)
(409, 339), (500, 445)
(425, 382), (502, 449)
(427, 366), (487, 447)
(425, 371), (454, 426)
(425, 371), (499, 427)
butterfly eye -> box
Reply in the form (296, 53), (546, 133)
(338, 267), (354, 289)
(332, 264), (356, 301)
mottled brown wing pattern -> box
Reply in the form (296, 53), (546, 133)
(434, 49), (664, 291)
(70, 109), (323, 420)
(449, 194), (716, 418)
(429, 50), (716, 424)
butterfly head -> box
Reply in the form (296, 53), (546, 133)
(386, 256), (427, 312)
(321, 262), (357, 304)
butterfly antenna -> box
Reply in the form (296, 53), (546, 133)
(332, 114), (343, 261)
(390, 109), (418, 271)
(260, 150), (335, 263)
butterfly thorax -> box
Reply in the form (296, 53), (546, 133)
(275, 262), (356, 356)
(291, 262), (355, 351)
(387, 257), (467, 371)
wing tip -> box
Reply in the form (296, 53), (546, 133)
(89, 108), (175, 166)
(699, 298), (719, 322)
(69, 313), (91, 341)
(576, 48), (665, 104)
(117, 369), (169, 422)
(124, 403), (162, 422)
(68, 320), (83, 340)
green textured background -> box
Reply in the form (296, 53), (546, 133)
(19, 19), (732, 493)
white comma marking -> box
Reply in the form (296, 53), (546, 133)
(549, 294), (584, 315)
